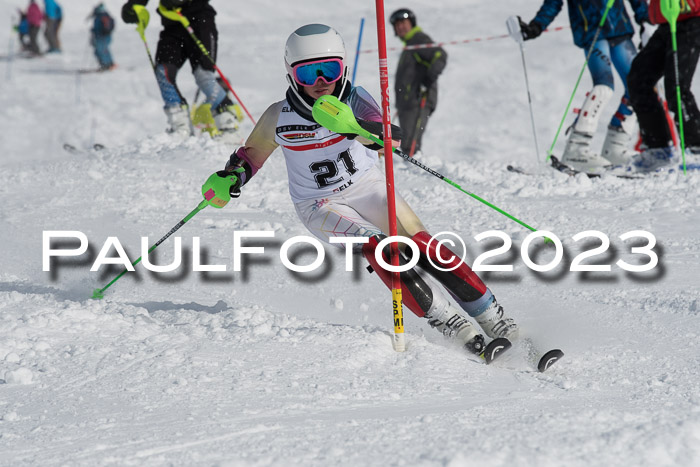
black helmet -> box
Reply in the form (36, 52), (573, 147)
(390, 8), (416, 28)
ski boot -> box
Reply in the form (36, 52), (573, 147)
(213, 105), (242, 143)
(471, 297), (519, 341)
(561, 84), (614, 173)
(561, 130), (612, 173)
(601, 124), (637, 166)
(629, 146), (675, 173)
(426, 302), (486, 355)
(165, 104), (193, 139)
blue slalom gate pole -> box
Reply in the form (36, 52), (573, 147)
(352, 17), (365, 84)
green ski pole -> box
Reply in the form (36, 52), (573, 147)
(546, 0), (615, 162)
(312, 95), (543, 236)
(132, 4), (155, 70)
(661, 0), (686, 174)
(91, 200), (209, 299)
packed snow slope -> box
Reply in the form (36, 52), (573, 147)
(1, 0), (700, 466)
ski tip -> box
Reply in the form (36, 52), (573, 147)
(483, 337), (512, 365)
(537, 349), (564, 372)
(91, 288), (104, 300)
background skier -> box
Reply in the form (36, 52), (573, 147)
(90, 3), (116, 71)
(627, 0), (700, 171)
(200, 24), (518, 358)
(389, 8), (447, 157)
(16, 9), (30, 52)
(26, 0), (42, 56)
(43, 0), (62, 53)
(121, 0), (240, 138)
(518, 0), (649, 172)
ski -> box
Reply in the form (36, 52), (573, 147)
(510, 155), (700, 179)
(550, 156), (644, 179)
(479, 337), (512, 365)
(517, 337), (564, 372)
(508, 156), (643, 179)
(537, 349), (565, 372)
(63, 143), (105, 154)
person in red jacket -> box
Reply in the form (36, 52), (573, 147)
(627, 0), (700, 172)
(26, 0), (42, 56)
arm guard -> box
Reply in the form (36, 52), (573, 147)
(224, 147), (259, 188)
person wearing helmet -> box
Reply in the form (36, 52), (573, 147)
(120, 0), (241, 139)
(390, 8), (447, 157)
(201, 24), (519, 358)
(518, 0), (649, 172)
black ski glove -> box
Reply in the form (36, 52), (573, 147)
(121, 1), (146, 24)
(518, 16), (543, 41)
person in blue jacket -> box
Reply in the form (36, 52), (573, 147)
(90, 3), (115, 70)
(43, 0), (62, 53)
(518, 0), (648, 172)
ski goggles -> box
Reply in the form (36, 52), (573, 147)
(292, 58), (344, 86)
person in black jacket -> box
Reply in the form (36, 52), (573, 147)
(121, 0), (239, 138)
(390, 8), (447, 156)
(627, 0), (700, 172)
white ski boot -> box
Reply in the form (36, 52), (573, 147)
(213, 106), (243, 144)
(601, 119), (638, 166)
(562, 84), (614, 173)
(425, 293), (486, 355)
(472, 297), (519, 340)
(561, 131), (612, 172)
(165, 104), (193, 138)
(629, 146), (676, 173)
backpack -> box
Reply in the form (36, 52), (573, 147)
(18, 15), (29, 35)
(99, 13), (115, 34)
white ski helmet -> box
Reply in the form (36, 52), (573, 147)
(284, 24), (348, 91)
(285, 24), (346, 70)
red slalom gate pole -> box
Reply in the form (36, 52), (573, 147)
(375, 0), (405, 352)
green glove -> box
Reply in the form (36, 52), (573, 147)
(201, 169), (243, 208)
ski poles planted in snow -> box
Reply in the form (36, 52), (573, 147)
(660, 0), (687, 174)
(158, 5), (256, 125)
(91, 200), (209, 299)
(312, 95), (543, 236)
(506, 16), (540, 166)
(546, 0), (615, 162)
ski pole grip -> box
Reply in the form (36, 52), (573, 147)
(157, 4), (189, 27)
(505, 16), (524, 44)
(133, 4), (150, 37)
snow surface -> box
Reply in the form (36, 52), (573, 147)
(1, 0), (700, 465)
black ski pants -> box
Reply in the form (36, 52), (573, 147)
(628, 17), (700, 148)
(398, 101), (431, 155)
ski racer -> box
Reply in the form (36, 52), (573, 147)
(120, 0), (240, 138)
(518, 0), (649, 172)
(389, 8), (447, 157)
(627, 0), (700, 171)
(200, 24), (519, 357)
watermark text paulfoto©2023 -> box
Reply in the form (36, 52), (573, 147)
(42, 229), (659, 274)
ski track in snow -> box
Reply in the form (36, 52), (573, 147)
(1, 0), (700, 465)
